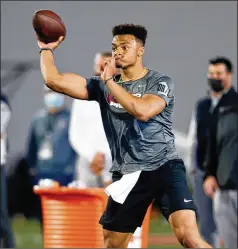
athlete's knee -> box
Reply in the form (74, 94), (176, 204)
(169, 210), (205, 248)
(103, 229), (131, 248)
(174, 225), (201, 247)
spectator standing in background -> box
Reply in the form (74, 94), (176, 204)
(26, 85), (77, 221)
(0, 94), (15, 248)
(70, 51), (120, 188)
(94, 52), (114, 76)
(203, 57), (237, 247)
(188, 60), (224, 247)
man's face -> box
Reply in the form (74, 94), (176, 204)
(213, 63), (232, 88)
(44, 88), (64, 111)
(207, 63), (232, 88)
(207, 64), (216, 79)
(94, 54), (111, 76)
(111, 34), (144, 69)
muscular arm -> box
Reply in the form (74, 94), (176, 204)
(106, 79), (165, 121)
(41, 50), (89, 100)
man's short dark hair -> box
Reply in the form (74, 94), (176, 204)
(208, 58), (215, 65)
(209, 56), (233, 73)
(112, 24), (148, 46)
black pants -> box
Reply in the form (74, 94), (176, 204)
(0, 166), (15, 248)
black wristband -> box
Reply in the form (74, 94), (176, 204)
(104, 76), (114, 85)
(39, 48), (53, 54)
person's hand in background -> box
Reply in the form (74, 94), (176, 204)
(203, 176), (218, 198)
(90, 152), (105, 176)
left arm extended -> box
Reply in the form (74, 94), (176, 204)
(106, 79), (166, 121)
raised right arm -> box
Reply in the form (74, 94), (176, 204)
(41, 50), (89, 100)
(38, 36), (89, 100)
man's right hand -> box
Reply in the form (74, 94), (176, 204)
(37, 35), (64, 50)
(203, 175), (218, 199)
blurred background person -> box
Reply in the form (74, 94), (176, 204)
(187, 59), (222, 247)
(6, 152), (34, 220)
(75, 152), (112, 188)
(26, 85), (77, 222)
(69, 51), (120, 188)
(1, 93), (15, 248)
(93, 51), (114, 76)
(203, 57), (237, 247)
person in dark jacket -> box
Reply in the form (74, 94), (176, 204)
(26, 86), (77, 186)
(189, 59), (223, 247)
(26, 86), (77, 222)
(6, 152), (37, 220)
(1, 94), (15, 248)
(203, 57), (237, 247)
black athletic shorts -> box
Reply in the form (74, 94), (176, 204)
(99, 159), (196, 233)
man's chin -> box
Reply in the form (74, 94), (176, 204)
(116, 64), (129, 70)
(115, 63), (123, 69)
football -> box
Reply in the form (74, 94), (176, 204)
(33, 9), (66, 43)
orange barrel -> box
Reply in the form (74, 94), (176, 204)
(34, 184), (152, 248)
(34, 186), (107, 248)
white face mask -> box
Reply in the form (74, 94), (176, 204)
(44, 92), (64, 109)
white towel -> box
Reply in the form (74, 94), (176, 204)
(105, 171), (142, 204)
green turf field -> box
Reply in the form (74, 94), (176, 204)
(12, 215), (181, 248)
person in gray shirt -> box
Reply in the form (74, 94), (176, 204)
(36, 23), (211, 248)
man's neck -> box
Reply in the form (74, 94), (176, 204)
(121, 64), (146, 82)
(223, 86), (231, 94)
(211, 92), (222, 99)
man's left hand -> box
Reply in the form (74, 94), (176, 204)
(100, 58), (117, 82)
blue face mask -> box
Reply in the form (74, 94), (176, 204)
(44, 92), (64, 109)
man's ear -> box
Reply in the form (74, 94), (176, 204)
(138, 46), (145, 57)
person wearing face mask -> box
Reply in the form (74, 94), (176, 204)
(203, 57), (237, 247)
(187, 60), (222, 247)
(25, 86), (77, 222)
